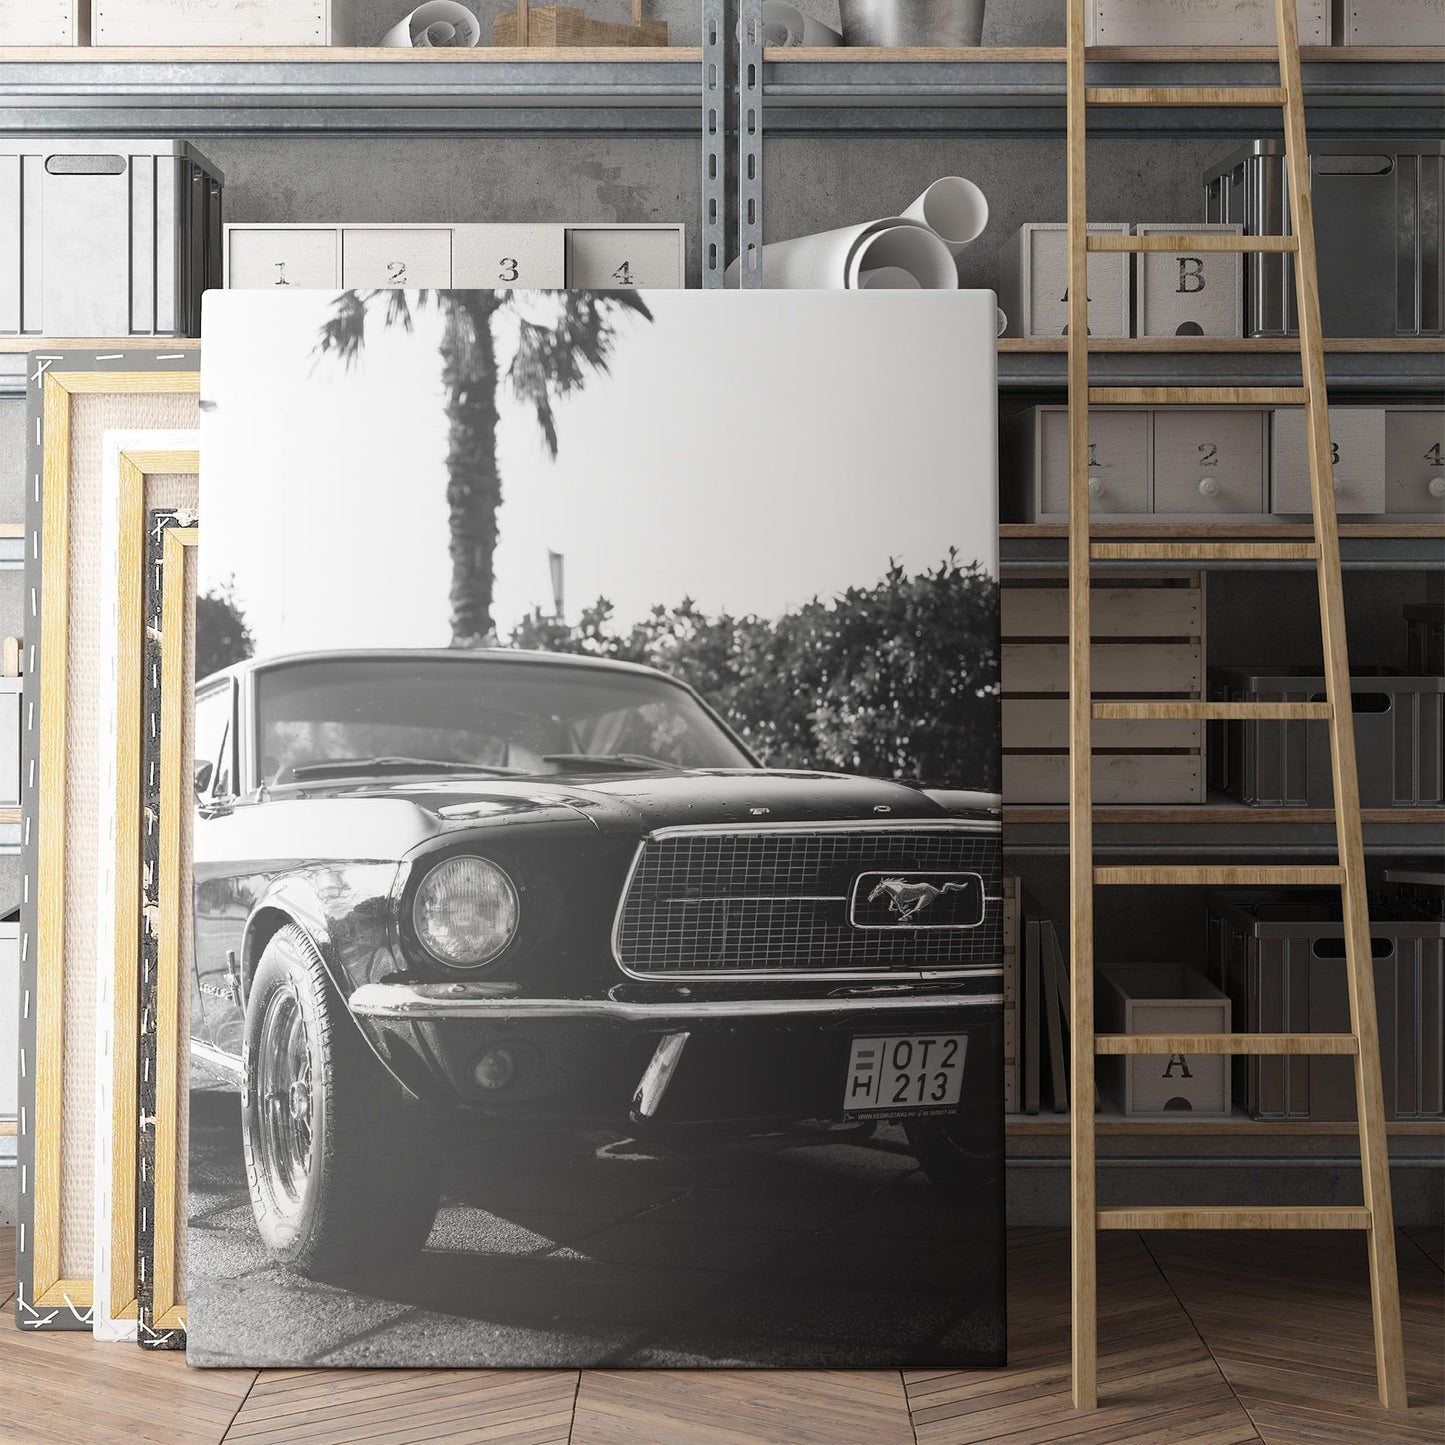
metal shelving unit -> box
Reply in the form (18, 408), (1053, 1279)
(760, 47), (1445, 134)
(999, 338), (1445, 394)
(0, 47), (705, 133)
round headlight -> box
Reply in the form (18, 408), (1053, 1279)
(412, 856), (519, 969)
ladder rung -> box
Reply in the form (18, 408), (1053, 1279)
(1094, 866), (1345, 886)
(1097, 1206), (1370, 1232)
(1093, 701), (1331, 721)
(1088, 387), (1308, 405)
(1095, 1033), (1358, 1057)
(1086, 86), (1287, 107)
(1090, 541), (1321, 562)
(1087, 234), (1297, 253)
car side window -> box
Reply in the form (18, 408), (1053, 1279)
(194, 685), (233, 799)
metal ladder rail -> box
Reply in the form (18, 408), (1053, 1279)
(1064, 0), (1408, 1411)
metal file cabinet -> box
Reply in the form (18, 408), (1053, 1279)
(0, 139), (223, 338)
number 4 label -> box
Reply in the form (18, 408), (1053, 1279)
(613, 261), (634, 286)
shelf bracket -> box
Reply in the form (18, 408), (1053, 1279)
(701, 0), (726, 288)
(737, 0), (763, 288)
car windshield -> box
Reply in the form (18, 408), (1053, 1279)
(252, 654), (753, 785)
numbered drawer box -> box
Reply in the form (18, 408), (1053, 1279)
(1088, 0), (1328, 44)
(1152, 408), (1267, 516)
(1004, 406), (1149, 521)
(341, 227), (452, 289)
(226, 225), (340, 290)
(1134, 223), (1243, 339)
(1271, 406), (1386, 515)
(1384, 407), (1445, 514)
(1332, 0), (1444, 43)
(0, 0), (84, 43)
(565, 224), (684, 290)
(997, 223), (1131, 339)
(454, 224), (565, 289)
(94, 0), (354, 44)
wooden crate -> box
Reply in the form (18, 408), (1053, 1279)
(1001, 573), (1207, 806)
(93, 0), (353, 44)
(494, 0), (667, 46)
(1332, 0), (1443, 43)
(0, 0), (85, 43)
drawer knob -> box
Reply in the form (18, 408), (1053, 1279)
(1429, 477), (1445, 500)
(1197, 476), (1220, 498)
(1087, 474), (1105, 498)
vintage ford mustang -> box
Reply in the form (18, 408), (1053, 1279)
(192, 649), (1003, 1278)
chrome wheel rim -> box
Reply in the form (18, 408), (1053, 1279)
(258, 986), (314, 1215)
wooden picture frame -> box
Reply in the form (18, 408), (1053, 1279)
(138, 511), (198, 1349)
(15, 351), (200, 1331)
(92, 437), (199, 1342)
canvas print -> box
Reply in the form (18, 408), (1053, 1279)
(190, 287), (1004, 1368)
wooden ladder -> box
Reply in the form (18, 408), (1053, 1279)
(1064, 0), (1408, 1412)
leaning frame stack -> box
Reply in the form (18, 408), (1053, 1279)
(1064, 0), (1407, 1411)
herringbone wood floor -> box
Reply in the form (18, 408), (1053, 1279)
(3, 1226), (1440, 1444)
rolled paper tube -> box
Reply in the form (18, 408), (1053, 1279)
(726, 217), (958, 290)
(858, 266), (923, 289)
(997, 306), (1008, 336)
(845, 223), (958, 291)
(761, 1), (844, 45)
(902, 176), (990, 255)
(382, 1), (482, 47)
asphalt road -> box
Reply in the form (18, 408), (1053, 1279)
(186, 1085), (1004, 1370)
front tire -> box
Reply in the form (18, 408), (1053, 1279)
(241, 923), (442, 1279)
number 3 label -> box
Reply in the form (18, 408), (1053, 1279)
(498, 257), (519, 283)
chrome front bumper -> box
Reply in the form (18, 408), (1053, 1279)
(348, 981), (1002, 1022)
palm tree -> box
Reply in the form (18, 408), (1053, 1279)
(316, 289), (652, 647)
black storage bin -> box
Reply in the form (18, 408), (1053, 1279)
(1203, 138), (1444, 338)
(1209, 665), (1444, 807)
(1406, 603), (1445, 676)
(1207, 891), (1445, 1121)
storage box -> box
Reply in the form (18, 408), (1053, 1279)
(1204, 139), (1444, 338)
(1208, 891), (1444, 1120)
(1002, 573), (1205, 805)
(225, 222), (684, 292)
(996, 224), (1131, 339)
(1209, 664), (1445, 807)
(1134, 223), (1243, 339)
(1003, 406), (1149, 521)
(1405, 603), (1444, 675)
(93, 0), (353, 45)
(1271, 406), (1387, 515)
(1152, 408), (1267, 517)
(1098, 966), (1232, 1119)
(0, 0), (86, 43)
(0, 676), (19, 808)
(564, 224), (685, 289)
(1088, 0), (1328, 44)
(1332, 0), (1445, 44)
(0, 139), (223, 338)
(1384, 406), (1445, 514)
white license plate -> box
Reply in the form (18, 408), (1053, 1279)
(843, 1033), (967, 1117)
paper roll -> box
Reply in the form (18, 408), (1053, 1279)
(761, 2), (844, 46)
(726, 217), (958, 290)
(902, 176), (990, 255)
(996, 306), (1008, 336)
(382, 1), (481, 47)
(858, 266), (922, 289)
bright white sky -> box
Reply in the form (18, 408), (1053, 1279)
(199, 289), (997, 655)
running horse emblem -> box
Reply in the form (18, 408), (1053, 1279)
(867, 876), (972, 924)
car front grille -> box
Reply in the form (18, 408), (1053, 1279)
(612, 825), (1001, 978)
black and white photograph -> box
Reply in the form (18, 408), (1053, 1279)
(188, 286), (1005, 1370)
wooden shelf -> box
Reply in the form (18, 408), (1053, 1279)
(1007, 1112), (1445, 1137)
(998, 337), (1444, 353)
(1001, 522), (1445, 538)
(1005, 805), (1445, 826)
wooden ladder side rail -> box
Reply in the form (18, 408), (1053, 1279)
(1064, 0), (1098, 1412)
(1275, 0), (1407, 1408)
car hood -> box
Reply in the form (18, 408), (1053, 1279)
(280, 766), (995, 838)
